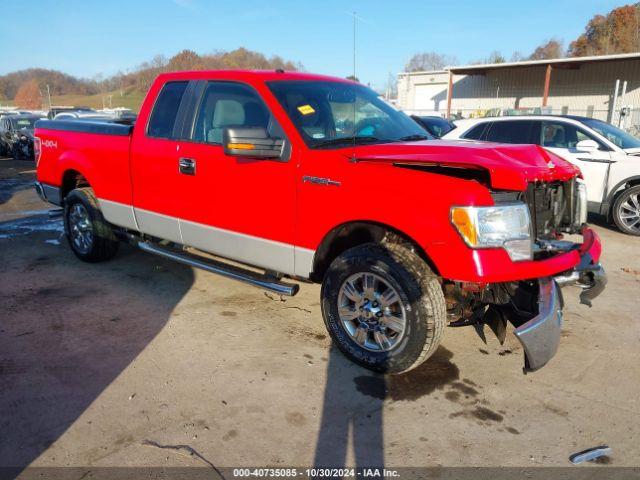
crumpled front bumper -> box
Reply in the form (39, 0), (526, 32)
(513, 227), (606, 372)
(513, 278), (563, 372)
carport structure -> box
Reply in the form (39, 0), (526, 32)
(443, 53), (640, 123)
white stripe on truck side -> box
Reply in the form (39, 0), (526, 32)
(97, 198), (315, 278)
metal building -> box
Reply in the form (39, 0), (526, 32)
(397, 52), (640, 131)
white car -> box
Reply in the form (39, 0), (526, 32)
(444, 115), (640, 235)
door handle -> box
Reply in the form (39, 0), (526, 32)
(178, 157), (196, 175)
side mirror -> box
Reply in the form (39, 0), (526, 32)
(576, 139), (599, 152)
(223, 127), (284, 160)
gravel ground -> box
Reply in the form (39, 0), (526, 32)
(0, 156), (638, 476)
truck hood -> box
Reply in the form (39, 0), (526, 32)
(353, 140), (580, 190)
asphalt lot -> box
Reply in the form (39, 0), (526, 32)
(0, 156), (638, 473)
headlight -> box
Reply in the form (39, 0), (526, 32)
(451, 203), (532, 261)
(20, 135), (27, 141)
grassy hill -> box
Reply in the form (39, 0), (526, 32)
(48, 89), (146, 112)
(1, 88), (146, 112)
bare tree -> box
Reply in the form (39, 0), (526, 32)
(529, 39), (565, 60)
(471, 51), (506, 65)
(510, 51), (526, 62)
(405, 52), (457, 72)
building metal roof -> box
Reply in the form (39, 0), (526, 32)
(399, 52), (640, 77)
(448, 52), (640, 75)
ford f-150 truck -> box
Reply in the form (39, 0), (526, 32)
(34, 70), (606, 374)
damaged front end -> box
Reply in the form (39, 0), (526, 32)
(446, 277), (564, 373)
(446, 177), (606, 373)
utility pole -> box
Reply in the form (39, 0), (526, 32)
(46, 84), (52, 111)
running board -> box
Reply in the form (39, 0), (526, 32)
(137, 242), (299, 296)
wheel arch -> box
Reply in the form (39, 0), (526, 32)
(603, 175), (640, 220)
(310, 220), (440, 282)
(60, 169), (91, 202)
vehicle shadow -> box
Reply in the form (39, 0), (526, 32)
(313, 347), (384, 470)
(314, 345), (459, 470)
(0, 239), (195, 473)
(587, 212), (620, 234)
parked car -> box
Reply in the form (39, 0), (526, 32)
(443, 115), (640, 235)
(53, 110), (136, 125)
(53, 111), (112, 121)
(34, 71), (605, 374)
(0, 114), (44, 159)
(47, 106), (94, 120)
(411, 115), (456, 138)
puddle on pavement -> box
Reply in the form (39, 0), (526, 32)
(0, 213), (63, 239)
(352, 345), (522, 434)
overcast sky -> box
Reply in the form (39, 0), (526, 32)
(0, 0), (627, 90)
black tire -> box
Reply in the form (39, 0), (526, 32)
(612, 185), (640, 236)
(321, 242), (446, 374)
(0, 142), (7, 157)
(64, 187), (119, 262)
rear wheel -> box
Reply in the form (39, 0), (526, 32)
(64, 187), (119, 262)
(321, 243), (446, 374)
(612, 185), (640, 235)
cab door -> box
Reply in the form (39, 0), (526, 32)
(539, 120), (612, 206)
(130, 80), (197, 242)
(175, 81), (298, 275)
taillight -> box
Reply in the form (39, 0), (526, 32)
(34, 137), (42, 165)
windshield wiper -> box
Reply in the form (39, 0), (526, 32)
(313, 136), (384, 149)
(396, 134), (432, 142)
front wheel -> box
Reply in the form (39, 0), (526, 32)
(64, 187), (119, 262)
(321, 243), (446, 374)
(612, 185), (640, 235)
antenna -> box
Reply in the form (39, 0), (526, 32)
(352, 11), (357, 161)
(352, 11), (356, 80)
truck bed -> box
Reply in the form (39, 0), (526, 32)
(35, 119), (135, 208)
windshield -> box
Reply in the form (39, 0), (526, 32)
(581, 118), (640, 150)
(267, 80), (430, 148)
(14, 118), (38, 130)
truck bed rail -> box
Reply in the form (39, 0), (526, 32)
(35, 119), (133, 136)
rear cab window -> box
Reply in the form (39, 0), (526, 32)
(483, 121), (536, 144)
(462, 120), (538, 144)
(147, 81), (189, 139)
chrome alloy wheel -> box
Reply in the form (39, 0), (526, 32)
(337, 272), (407, 352)
(68, 203), (93, 254)
(619, 192), (640, 233)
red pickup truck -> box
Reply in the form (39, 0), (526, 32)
(34, 70), (606, 374)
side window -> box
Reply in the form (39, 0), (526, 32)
(462, 123), (489, 140)
(192, 82), (279, 144)
(484, 121), (535, 144)
(540, 121), (603, 149)
(147, 81), (189, 139)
